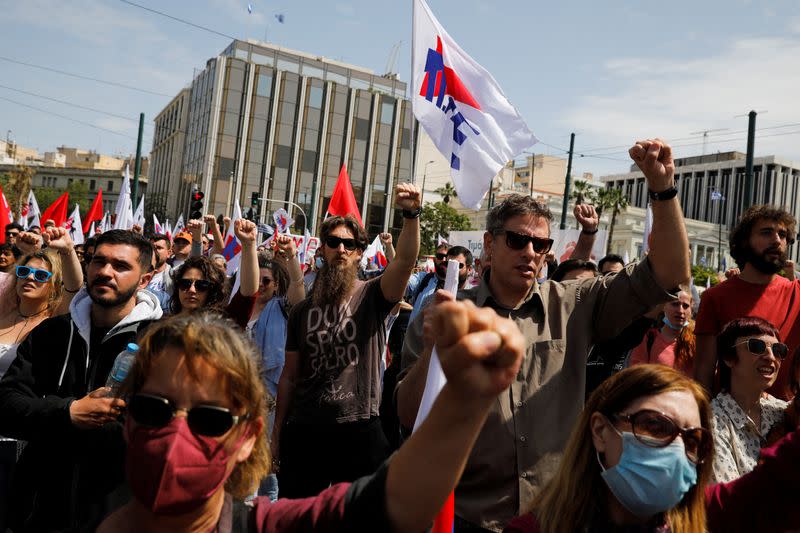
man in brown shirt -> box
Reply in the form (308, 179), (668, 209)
(396, 139), (690, 532)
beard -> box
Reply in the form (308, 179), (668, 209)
(312, 260), (357, 307)
(743, 244), (786, 275)
(88, 276), (140, 308)
(435, 261), (447, 279)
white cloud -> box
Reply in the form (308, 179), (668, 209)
(562, 35), (800, 170)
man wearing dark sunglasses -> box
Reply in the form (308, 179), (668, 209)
(696, 204), (800, 400)
(0, 229), (163, 531)
(273, 183), (421, 499)
(398, 139), (692, 531)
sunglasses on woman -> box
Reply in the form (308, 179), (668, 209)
(493, 230), (554, 254)
(733, 338), (788, 360)
(324, 236), (358, 251)
(15, 265), (53, 283)
(176, 278), (213, 293)
(128, 393), (248, 437)
(611, 409), (712, 464)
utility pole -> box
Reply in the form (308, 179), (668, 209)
(560, 133), (575, 230)
(744, 110), (757, 209)
(132, 112), (144, 208)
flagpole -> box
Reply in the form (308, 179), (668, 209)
(409, 0), (418, 186)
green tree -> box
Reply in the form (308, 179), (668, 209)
(692, 264), (719, 288)
(433, 182), (458, 204)
(34, 181), (92, 218)
(596, 187), (629, 255)
(145, 191), (169, 234)
(419, 201), (473, 255)
(5, 166), (33, 218)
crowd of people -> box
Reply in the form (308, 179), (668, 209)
(0, 138), (799, 532)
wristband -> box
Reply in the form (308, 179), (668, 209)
(648, 185), (678, 201)
(402, 208), (421, 219)
(581, 228), (598, 235)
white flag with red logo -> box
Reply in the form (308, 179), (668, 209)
(412, 0), (537, 209)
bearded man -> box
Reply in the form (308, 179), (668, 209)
(695, 205), (800, 399)
(272, 183), (421, 498)
(0, 229), (162, 531)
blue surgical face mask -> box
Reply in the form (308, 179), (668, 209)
(315, 257), (323, 269)
(662, 316), (689, 331)
(598, 431), (697, 519)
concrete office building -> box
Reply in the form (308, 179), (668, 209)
(150, 39), (413, 236)
(601, 151), (800, 264)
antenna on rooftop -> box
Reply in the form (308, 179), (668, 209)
(689, 128), (729, 155)
(384, 41), (402, 78)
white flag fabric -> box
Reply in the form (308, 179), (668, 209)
(173, 215), (186, 235)
(641, 203), (653, 256)
(19, 190), (41, 229)
(99, 212), (111, 233)
(164, 219), (173, 240)
(412, 259), (460, 432)
(66, 204), (84, 245)
(623, 250), (630, 265)
(412, 0), (537, 209)
(272, 208), (294, 234)
(89, 221), (96, 236)
(132, 194), (145, 228)
(360, 235), (389, 270)
(152, 213), (164, 234)
(113, 165), (134, 230)
(223, 204), (244, 303)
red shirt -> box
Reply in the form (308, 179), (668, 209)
(695, 275), (800, 399)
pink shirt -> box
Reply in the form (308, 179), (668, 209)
(630, 328), (690, 375)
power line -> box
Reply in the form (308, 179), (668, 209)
(118, 0), (236, 40)
(0, 55), (172, 98)
(0, 96), (138, 140)
(0, 84), (154, 127)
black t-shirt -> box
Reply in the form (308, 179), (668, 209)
(285, 278), (395, 424)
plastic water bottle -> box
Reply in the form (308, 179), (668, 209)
(105, 343), (139, 398)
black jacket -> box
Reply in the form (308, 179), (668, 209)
(0, 290), (161, 532)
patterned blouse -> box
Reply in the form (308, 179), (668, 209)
(711, 391), (787, 483)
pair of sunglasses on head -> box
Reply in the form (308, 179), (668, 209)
(15, 265), (53, 283)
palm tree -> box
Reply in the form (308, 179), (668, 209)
(570, 180), (596, 206)
(596, 187), (629, 255)
(433, 182), (458, 204)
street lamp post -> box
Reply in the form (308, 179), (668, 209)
(420, 160), (435, 204)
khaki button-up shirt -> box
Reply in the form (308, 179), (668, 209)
(398, 258), (675, 532)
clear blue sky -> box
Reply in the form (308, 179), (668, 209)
(3, 0), (800, 179)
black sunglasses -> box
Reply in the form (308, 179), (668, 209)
(15, 265), (53, 283)
(733, 338), (789, 360)
(611, 409), (712, 464)
(435, 253), (448, 261)
(261, 276), (274, 286)
(494, 230), (554, 254)
(325, 236), (358, 251)
(128, 393), (248, 437)
(176, 278), (213, 293)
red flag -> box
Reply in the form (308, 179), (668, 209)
(0, 185), (11, 244)
(327, 164), (363, 226)
(83, 189), (104, 234)
(41, 192), (69, 228)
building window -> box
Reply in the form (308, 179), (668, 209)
(256, 73), (272, 98)
(380, 100), (394, 124)
(308, 86), (324, 109)
(90, 179), (96, 191)
(108, 181), (114, 192)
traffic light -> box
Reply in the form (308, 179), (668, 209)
(250, 191), (260, 220)
(190, 187), (205, 219)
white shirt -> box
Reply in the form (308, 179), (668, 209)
(711, 391), (787, 483)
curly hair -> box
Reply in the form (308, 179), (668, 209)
(729, 205), (796, 269)
(121, 312), (270, 499)
(486, 194), (552, 234)
(169, 256), (227, 314)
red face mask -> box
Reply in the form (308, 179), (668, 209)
(125, 416), (241, 515)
